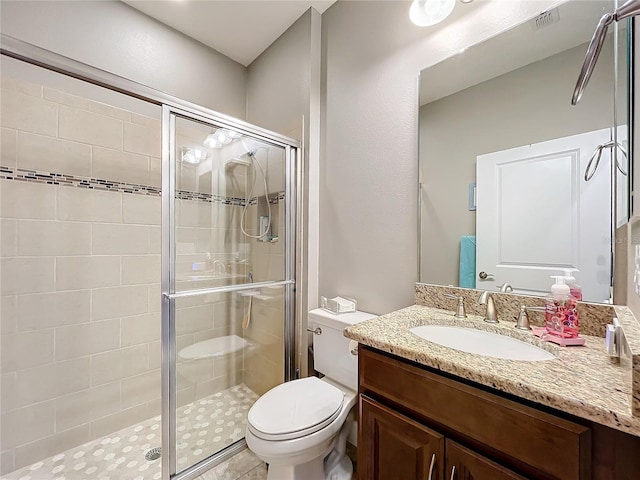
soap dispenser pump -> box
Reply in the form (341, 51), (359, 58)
(562, 268), (583, 301)
(545, 276), (579, 338)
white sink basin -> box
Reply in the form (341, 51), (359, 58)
(409, 325), (554, 361)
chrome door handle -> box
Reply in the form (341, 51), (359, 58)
(428, 454), (436, 480)
(450, 465), (456, 480)
(478, 271), (494, 280)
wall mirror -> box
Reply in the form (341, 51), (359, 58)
(418, 0), (633, 303)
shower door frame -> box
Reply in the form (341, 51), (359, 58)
(161, 106), (299, 480)
(1, 33), (302, 480)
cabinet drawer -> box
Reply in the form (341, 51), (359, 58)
(359, 347), (591, 480)
(446, 440), (527, 480)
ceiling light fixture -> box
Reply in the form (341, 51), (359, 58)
(203, 128), (242, 149)
(203, 132), (222, 149)
(410, 0), (456, 27)
(181, 147), (209, 165)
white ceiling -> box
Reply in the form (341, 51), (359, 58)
(122, 0), (336, 66)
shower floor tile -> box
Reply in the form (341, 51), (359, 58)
(3, 384), (259, 480)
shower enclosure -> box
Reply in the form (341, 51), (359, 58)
(162, 108), (297, 478)
(0, 36), (299, 480)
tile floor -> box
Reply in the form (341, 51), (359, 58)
(194, 449), (266, 480)
(196, 441), (357, 480)
(3, 384), (259, 480)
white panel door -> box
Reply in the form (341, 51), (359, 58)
(476, 128), (614, 302)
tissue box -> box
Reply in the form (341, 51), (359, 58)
(320, 296), (357, 314)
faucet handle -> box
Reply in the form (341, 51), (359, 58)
(517, 305), (546, 330)
(443, 293), (466, 319)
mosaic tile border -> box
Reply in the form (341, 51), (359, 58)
(177, 190), (245, 206)
(0, 165), (161, 196)
(0, 165), (285, 207)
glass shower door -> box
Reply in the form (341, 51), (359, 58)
(161, 107), (296, 479)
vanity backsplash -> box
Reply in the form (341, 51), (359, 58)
(415, 283), (615, 337)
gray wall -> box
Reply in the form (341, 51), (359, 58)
(420, 40), (618, 287)
(247, 10), (312, 138)
(319, 0), (557, 315)
(0, 0), (247, 118)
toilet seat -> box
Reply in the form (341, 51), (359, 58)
(248, 377), (345, 441)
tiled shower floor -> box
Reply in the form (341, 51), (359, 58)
(3, 384), (259, 480)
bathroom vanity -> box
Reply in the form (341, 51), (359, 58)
(345, 305), (640, 480)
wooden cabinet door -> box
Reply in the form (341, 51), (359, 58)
(359, 395), (444, 480)
(445, 440), (527, 480)
(360, 347), (591, 480)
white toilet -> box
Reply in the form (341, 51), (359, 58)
(245, 308), (375, 480)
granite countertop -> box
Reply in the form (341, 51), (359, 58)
(344, 304), (640, 437)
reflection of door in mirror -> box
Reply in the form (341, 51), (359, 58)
(476, 127), (625, 303)
(418, 0), (631, 304)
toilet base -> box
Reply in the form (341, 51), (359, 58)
(266, 456), (326, 480)
(265, 451), (353, 480)
(325, 454), (353, 480)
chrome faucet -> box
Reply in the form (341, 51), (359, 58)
(443, 293), (466, 319)
(478, 291), (499, 323)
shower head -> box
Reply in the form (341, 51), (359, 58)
(571, 0), (640, 105)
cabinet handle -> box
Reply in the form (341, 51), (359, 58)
(428, 454), (436, 480)
(450, 465), (456, 480)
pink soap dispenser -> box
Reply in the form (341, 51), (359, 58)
(545, 276), (579, 338)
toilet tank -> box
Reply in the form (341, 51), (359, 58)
(309, 308), (376, 390)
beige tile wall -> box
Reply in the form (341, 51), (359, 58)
(243, 298), (285, 396)
(172, 118), (255, 408)
(243, 200), (286, 396)
(175, 293), (246, 406)
(0, 75), (287, 474)
(171, 137), (288, 399)
(0, 76), (165, 474)
(172, 200), (249, 406)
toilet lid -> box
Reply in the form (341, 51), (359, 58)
(248, 377), (344, 440)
